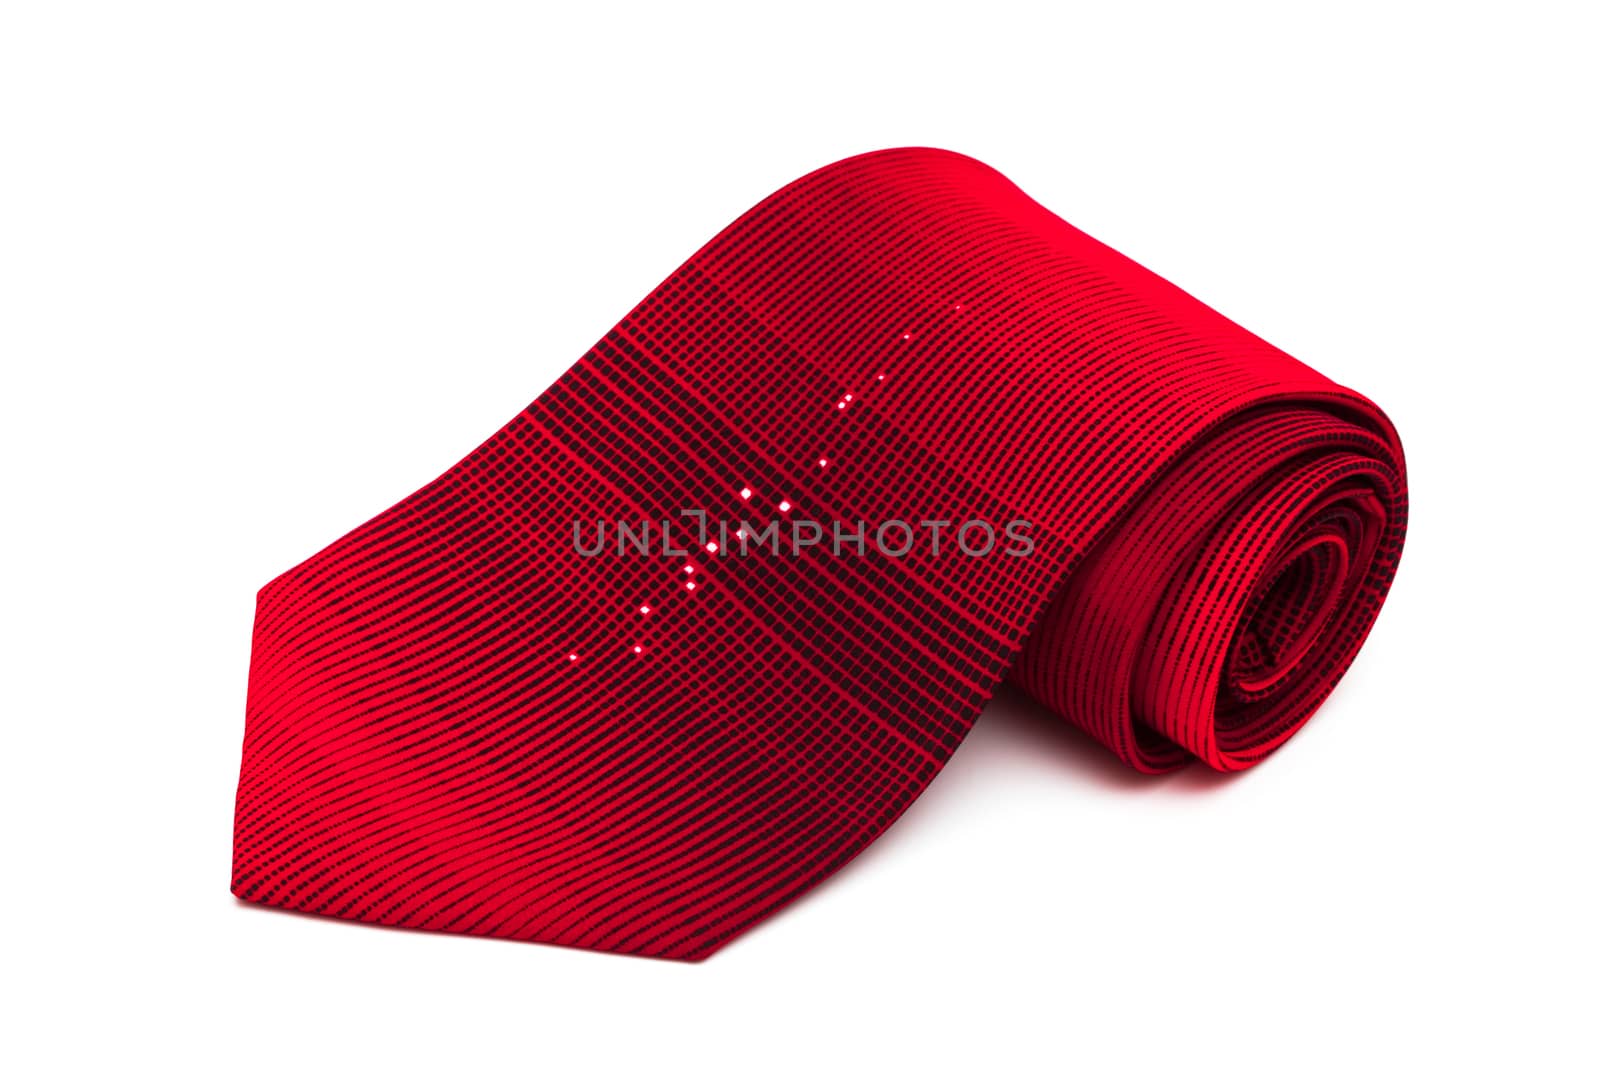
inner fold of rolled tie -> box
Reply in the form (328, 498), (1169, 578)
(1013, 402), (1402, 775)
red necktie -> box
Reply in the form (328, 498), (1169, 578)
(232, 147), (1407, 960)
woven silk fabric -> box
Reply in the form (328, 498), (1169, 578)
(232, 147), (1407, 960)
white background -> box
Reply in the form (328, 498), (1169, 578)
(3, 2), (1596, 1063)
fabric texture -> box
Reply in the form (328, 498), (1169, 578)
(231, 147), (1407, 960)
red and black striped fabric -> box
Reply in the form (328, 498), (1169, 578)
(232, 148), (1407, 959)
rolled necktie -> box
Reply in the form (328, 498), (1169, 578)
(232, 147), (1407, 959)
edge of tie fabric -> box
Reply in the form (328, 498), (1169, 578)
(232, 147), (1407, 960)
